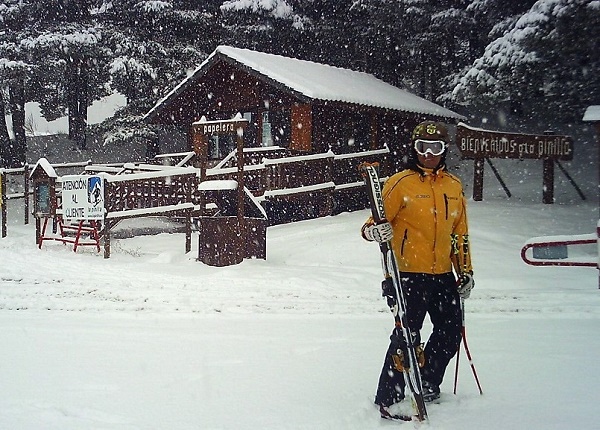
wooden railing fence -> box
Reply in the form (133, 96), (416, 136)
(2, 145), (393, 238)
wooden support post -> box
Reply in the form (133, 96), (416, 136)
(24, 164), (29, 225)
(542, 158), (554, 204)
(35, 217), (41, 244)
(185, 177), (192, 255)
(237, 127), (245, 222)
(1, 171), (6, 238)
(473, 159), (484, 201)
(236, 123), (246, 261)
(185, 212), (191, 254)
(103, 179), (110, 259)
(103, 226), (111, 259)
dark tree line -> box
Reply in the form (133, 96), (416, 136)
(0, 0), (598, 167)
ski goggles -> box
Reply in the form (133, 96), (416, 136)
(413, 139), (447, 156)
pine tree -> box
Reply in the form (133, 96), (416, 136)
(451, 0), (600, 123)
(94, 0), (216, 147)
(0, 0), (109, 151)
(219, 0), (311, 59)
(0, 60), (29, 168)
(0, 1), (33, 167)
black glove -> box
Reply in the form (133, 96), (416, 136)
(457, 273), (474, 299)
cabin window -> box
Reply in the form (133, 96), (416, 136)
(261, 111), (273, 146)
(242, 111), (258, 147)
(208, 134), (235, 159)
(270, 109), (290, 147)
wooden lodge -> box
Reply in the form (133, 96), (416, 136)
(145, 45), (465, 224)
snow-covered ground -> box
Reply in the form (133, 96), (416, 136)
(1, 171), (599, 429)
(1, 116), (599, 428)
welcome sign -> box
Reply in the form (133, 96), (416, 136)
(456, 123), (573, 161)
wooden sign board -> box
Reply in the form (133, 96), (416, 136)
(456, 123), (573, 161)
(61, 175), (105, 221)
(195, 120), (245, 136)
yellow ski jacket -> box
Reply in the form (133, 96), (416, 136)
(362, 166), (472, 275)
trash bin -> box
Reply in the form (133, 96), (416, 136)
(198, 216), (243, 267)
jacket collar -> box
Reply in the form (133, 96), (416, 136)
(412, 163), (446, 177)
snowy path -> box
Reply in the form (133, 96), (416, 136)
(1, 197), (600, 428)
(1, 313), (599, 429)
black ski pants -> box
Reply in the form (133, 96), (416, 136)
(375, 272), (462, 407)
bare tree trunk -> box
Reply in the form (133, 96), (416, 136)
(77, 59), (88, 150)
(67, 57), (88, 150)
(67, 58), (77, 143)
(0, 90), (12, 168)
(9, 79), (26, 167)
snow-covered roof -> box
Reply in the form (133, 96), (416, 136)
(30, 157), (58, 179)
(583, 105), (600, 122)
(146, 45), (465, 121)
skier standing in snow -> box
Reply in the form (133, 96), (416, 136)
(361, 120), (474, 416)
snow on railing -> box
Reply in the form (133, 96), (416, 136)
(100, 166), (197, 183)
(262, 150), (334, 166)
(212, 146), (285, 170)
(104, 203), (195, 219)
(521, 221), (600, 287)
(154, 151), (195, 167)
(257, 182), (336, 201)
(332, 145), (390, 160)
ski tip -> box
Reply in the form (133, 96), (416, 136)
(358, 161), (379, 174)
(381, 414), (413, 422)
(381, 414), (427, 423)
(379, 405), (427, 423)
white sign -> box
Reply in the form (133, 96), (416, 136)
(61, 175), (105, 221)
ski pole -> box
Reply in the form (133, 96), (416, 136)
(453, 235), (483, 395)
(453, 311), (461, 394)
(456, 298), (483, 395)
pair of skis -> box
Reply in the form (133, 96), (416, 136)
(359, 162), (428, 422)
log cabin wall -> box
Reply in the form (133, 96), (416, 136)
(311, 103), (373, 154)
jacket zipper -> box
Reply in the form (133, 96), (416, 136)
(431, 177), (439, 273)
(444, 194), (449, 220)
(401, 229), (408, 255)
